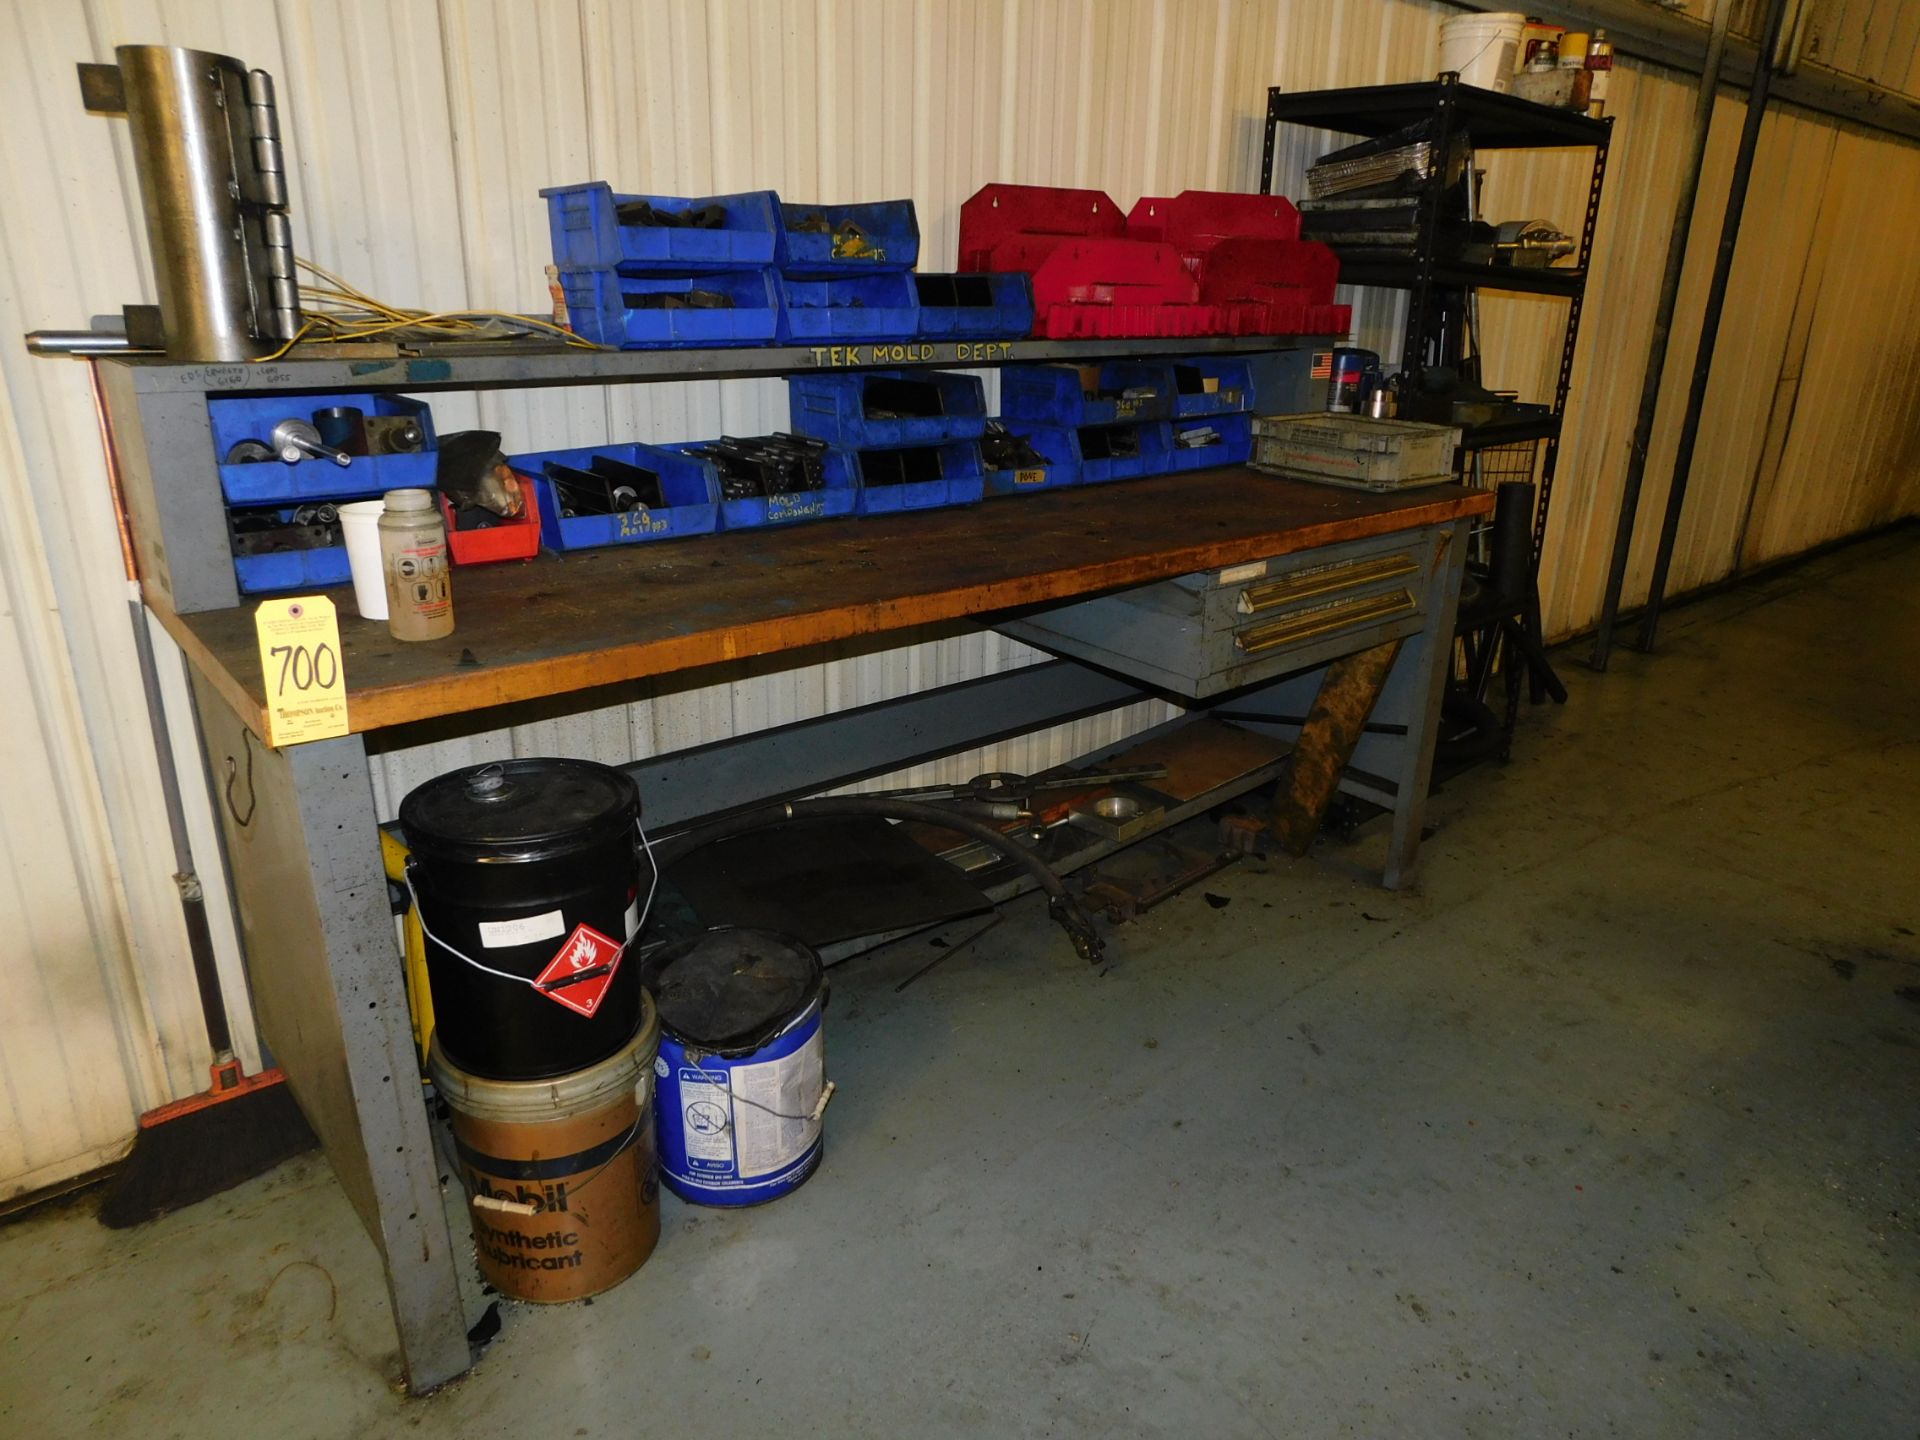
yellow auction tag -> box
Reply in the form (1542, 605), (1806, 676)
(254, 595), (349, 746)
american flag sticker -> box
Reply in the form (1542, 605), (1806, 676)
(1310, 350), (1333, 379)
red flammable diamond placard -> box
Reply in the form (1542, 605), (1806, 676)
(533, 923), (624, 1018)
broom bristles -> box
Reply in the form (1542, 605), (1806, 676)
(96, 1084), (316, 1229)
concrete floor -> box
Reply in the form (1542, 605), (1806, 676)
(4, 531), (1917, 1439)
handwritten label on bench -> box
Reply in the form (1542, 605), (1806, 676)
(803, 342), (1017, 368)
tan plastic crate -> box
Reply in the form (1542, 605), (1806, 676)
(1250, 413), (1461, 490)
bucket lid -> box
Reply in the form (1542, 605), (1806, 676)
(400, 758), (639, 864)
(645, 928), (823, 1056)
(429, 991), (659, 1121)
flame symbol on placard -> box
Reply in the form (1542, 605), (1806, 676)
(565, 932), (597, 970)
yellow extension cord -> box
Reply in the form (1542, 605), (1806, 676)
(255, 257), (603, 362)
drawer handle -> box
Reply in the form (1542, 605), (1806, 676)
(1235, 589), (1417, 654)
(1238, 553), (1420, 613)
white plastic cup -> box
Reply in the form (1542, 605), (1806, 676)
(338, 499), (389, 620)
(1438, 12), (1527, 92)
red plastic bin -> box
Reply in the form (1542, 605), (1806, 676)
(1026, 238), (1197, 306)
(1196, 237), (1341, 306)
(440, 494), (542, 565)
(1032, 303), (1212, 339)
(961, 181), (1344, 339)
(1126, 191), (1302, 247)
(958, 184), (1125, 271)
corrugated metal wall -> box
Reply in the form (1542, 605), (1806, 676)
(1470, 48), (1920, 633)
(0, 396), (167, 1198)
(0, 0), (264, 1202)
(3, 0), (1918, 1195)
(1805, 0), (1920, 90)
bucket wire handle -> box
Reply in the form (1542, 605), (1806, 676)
(680, 1060), (837, 1125)
(561, 1107), (649, 1201)
(406, 815), (659, 991)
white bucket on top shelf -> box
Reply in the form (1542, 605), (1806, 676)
(1437, 12), (1527, 93)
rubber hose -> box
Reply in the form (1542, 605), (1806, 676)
(657, 796), (1104, 964)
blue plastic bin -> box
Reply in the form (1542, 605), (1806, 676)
(541, 183), (780, 271)
(666, 442), (859, 531)
(836, 441), (985, 516)
(980, 422), (1081, 494)
(1168, 357), (1256, 418)
(787, 370), (987, 448)
(999, 363), (1176, 426)
(559, 267), (780, 348)
(211, 393), (436, 505)
(911, 273), (1034, 340)
(1075, 421), (1175, 484)
(1168, 412), (1253, 471)
(231, 525), (353, 596)
(776, 199), (919, 272)
(774, 272), (920, 343)
(510, 442), (721, 550)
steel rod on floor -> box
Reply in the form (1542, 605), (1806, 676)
(1633, 0), (1792, 655)
(1588, 0), (1732, 672)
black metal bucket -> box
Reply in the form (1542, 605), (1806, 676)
(400, 758), (646, 1080)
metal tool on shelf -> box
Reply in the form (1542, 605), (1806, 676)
(688, 433), (831, 499)
(1488, 219), (1577, 267)
(227, 506), (341, 556)
(268, 418), (351, 467)
(77, 45), (300, 361)
(864, 765), (1172, 824)
(1066, 792), (1164, 842)
(222, 406), (425, 470)
(364, 416), (427, 455)
(543, 456), (666, 517)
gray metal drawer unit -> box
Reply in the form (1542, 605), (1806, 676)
(997, 528), (1444, 699)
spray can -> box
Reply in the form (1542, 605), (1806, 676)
(378, 488), (454, 642)
(1585, 29), (1614, 119)
(1327, 348), (1378, 414)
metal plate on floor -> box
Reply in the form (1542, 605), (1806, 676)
(664, 815), (992, 948)
(1109, 718), (1290, 804)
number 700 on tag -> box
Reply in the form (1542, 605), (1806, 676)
(253, 595), (350, 746)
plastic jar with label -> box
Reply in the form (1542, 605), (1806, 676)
(378, 487), (455, 641)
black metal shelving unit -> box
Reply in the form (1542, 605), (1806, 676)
(1259, 75), (1611, 564)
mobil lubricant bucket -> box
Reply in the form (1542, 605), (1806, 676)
(400, 758), (649, 1080)
(645, 928), (829, 1207)
(430, 995), (661, 1303)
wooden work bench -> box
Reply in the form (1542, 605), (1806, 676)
(94, 339), (1490, 1393)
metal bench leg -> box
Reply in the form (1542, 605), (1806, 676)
(191, 675), (470, 1394)
(1382, 519), (1471, 888)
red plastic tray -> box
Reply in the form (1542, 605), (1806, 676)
(440, 494), (541, 565)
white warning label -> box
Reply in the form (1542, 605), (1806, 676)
(730, 1029), (825, 1179)
(676, 1068), (734, 1168)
